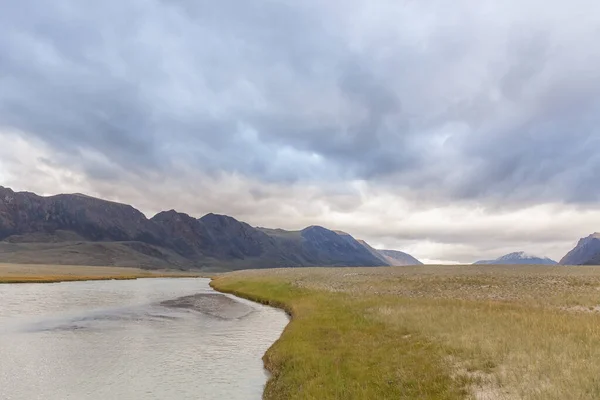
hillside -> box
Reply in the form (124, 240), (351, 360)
(0, 186), (390, 270)
(378, 249), (423, 266)
(560, 233), (600, 265)
(330, 233), (422, 266)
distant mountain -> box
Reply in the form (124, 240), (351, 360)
(0, 189), (163, 244)
(0, 186), (387, 270)
(254, 226), (388, 267)
(377, 249), (423, 266)
(560, 233), (600, 265)
(333, 233), (422, 266)
(298, 227), (386, 266)
(474, 251), (558, 265)
(354, 239), (390, 265)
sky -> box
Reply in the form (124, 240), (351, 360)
(1, 0), (600, 263)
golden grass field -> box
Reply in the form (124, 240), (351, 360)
(212, 265), (600, 400)
(0, 263), (200, 283)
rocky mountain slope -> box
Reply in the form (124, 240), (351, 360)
(474, 251), (557, 265)
(560, 233), (600, 265)
(378, 249), (424, 266)
(1, 186), (422, 270)
(353, 239), (390, 265)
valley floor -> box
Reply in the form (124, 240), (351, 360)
(0, 263), (201, 283)
(211, 265), (600, 400)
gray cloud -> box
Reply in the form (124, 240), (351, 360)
(2, 0), (600, 200)
(1, 0), (600, 262)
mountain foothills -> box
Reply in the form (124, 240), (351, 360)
(474, 252), (558, 265)
(0, 186), (421, 271)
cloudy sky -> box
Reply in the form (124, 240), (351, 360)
(1, 0), (600, 263)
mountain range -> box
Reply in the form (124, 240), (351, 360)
(3, 186), (600, 268)
(0, 186), (421, 271)
(473, 236), (600, 266)
(474, 252), (558, 265)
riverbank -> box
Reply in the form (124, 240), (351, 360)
(0, 263), (202, 283)
(211, 265), (600, 400)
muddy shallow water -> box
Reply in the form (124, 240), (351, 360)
(0, 278), (288, 400)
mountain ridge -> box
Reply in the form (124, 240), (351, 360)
(560, 233), (600, 265)
(378, 249), (424, 266)
(0, 186), (420, 270)
(474, 251), (558, 265)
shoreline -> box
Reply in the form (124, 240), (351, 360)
(0, 263), (203, 284)
(210, 277), (293, 400)
(0, 275), (200, 284)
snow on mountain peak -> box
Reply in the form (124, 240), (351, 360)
(477, 251), (558, 265)
(501, 251), (540, 260)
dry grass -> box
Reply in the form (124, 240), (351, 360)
(0, 263), (202, 283)
(212, 265), (600, 400)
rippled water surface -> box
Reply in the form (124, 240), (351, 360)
(0, 278), (288, 400)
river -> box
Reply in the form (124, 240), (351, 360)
(0, 278), (288, 400)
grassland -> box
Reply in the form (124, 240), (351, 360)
(0, 263), (201, 283)
(211, 265), (600, 400)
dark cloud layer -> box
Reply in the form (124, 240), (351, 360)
(1, 0), (600, 262)
(1, 0), (598, 199)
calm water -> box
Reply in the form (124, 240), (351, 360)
(0, 278), (288, 400)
